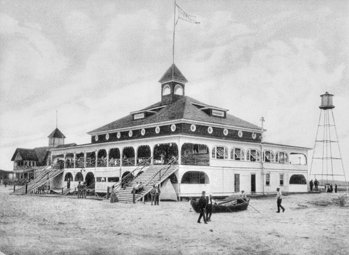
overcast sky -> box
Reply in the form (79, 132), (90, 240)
(0, 0), (348, 179)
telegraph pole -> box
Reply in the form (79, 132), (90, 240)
(260, 117), (265, 195)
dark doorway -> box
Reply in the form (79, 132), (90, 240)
(85, 172), (95, 189)
(234, 174), (240, 192)
(251, 174), (256, 193)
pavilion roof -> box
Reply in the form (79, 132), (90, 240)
(88, 96), (260, 134)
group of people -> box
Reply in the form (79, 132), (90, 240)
(131, 182), (144, 194)
(196, 191), (215, 224)
(309, 179), (319, 191)
(77, 181), (87, 199)
(150, 185), (161, 205)
(326, 183), (337, 193)
(309, 179), (338, 193)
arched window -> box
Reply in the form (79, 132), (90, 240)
(109, 148), (120, 167)
(64, 172), (73, 181)
(181, 171), (209, 184)
(212, 146), (228, 159)
(75, 172), (84, 182)
(162, 84), (171, 96)
(263, 150), (274, 163)
(86, 151), (95, 168)
(174, 84), (183, 95)
(181, 143), (209, 166)
(137, 145), (151, 165)
(97, 149), (107, 167)
(231, 148), (245, 161)
(153, 143), (178, 165)
(85, 172), (95, 188)
(276, 152), (288, 164)
(122, 147), (135, 166)
(289, 174), (306, 184)
(247, 149), (261, 162)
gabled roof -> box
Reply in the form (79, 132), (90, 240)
(88, 96), (261, 134)
(48, 128), (66, 139)
(159, 64), (188, 84)
(11, 147), (50, 162)
(34, 147), (50, 162)
(11, 148), (39, 161)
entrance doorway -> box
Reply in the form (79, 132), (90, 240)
(251, 174), (256, 193)
(234, 174), (240, 192)
(85, 172), (95, 189)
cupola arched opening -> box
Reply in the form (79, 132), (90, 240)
(162, 84), (171, 96)
(174, 84), (184, 95)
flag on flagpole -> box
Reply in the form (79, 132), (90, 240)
(176, 4), (200, 25)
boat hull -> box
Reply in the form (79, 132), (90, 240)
(191, 199), (249, 213)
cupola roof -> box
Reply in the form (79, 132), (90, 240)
(159, 64), (188, 84)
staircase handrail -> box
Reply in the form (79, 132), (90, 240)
(113, 157), (153, 189)
(12, 165), (52, 194)
(142, 158), (177, 189)
(27, 167), (64, 194)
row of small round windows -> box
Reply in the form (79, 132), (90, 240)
(95, 124), (258, 141)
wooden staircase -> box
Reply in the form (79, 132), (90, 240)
(117, 160), (178, 203)
(12, 164), (65, 195)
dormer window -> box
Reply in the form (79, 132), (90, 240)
(133, 113), (145, 120)
(163, 84), (171, 96)
(174, 84), (184, 95)
(212, 110), (225, 117)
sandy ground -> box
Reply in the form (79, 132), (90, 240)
(0, 186), (348, 255)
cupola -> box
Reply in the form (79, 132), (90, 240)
(159, 64), (188, 104)
(48, 128), (66, 148)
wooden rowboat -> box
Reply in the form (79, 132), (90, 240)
(191, 198), (249, 213)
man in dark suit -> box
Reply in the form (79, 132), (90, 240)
(197, 191), (207, 224)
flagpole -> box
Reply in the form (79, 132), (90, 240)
(172, 0), (176, 65)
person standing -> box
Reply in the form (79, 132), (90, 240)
(155, 184), (161, 205)
(314, 179), (319, 191)
(82, 182), (87, 198)
(335, 184), (338, 193)
(309, 180), (313, 192)
(206, 194), (213, 222)
(276, 188), (285, 213)
(197, 191), (207, 224)
(77, 181), (82, 199)
(67, 178), (71, 189)
(150, 185), (156, 206)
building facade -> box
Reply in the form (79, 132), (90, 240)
(46, 64), (309, 197)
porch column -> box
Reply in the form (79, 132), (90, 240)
(95, 150), (98, 168)
(120, 147), (124, 167)
(150, 146), (154, 165)
(84, 151), (86, 168)
(64, 153), (67, 169)
(73, 153), (76, 169)
(135, 148), (138, 166)
(106, 149), (109, 167)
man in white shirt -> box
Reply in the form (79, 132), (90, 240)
(276, 187), (285, 213)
